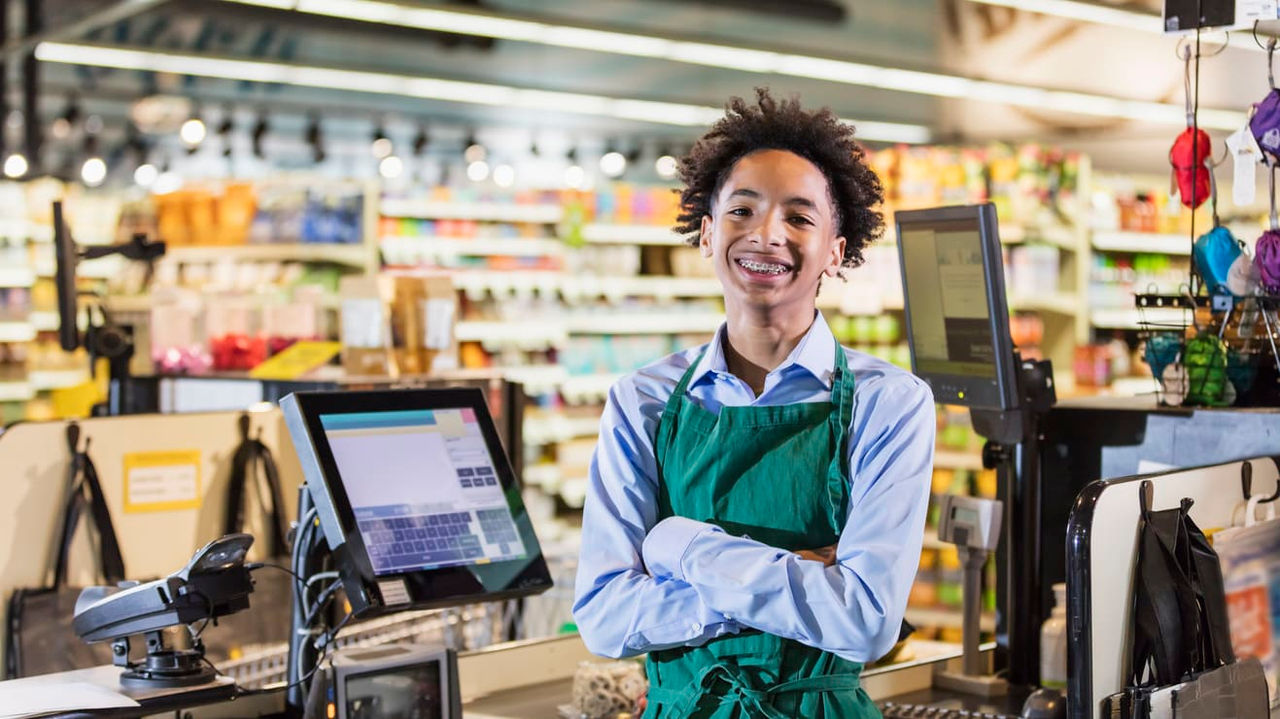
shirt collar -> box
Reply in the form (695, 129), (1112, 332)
(690, 311), (838, 390)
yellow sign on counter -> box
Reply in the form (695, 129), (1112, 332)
(123, 450), (202, 513)
(249, 341), (342, 380)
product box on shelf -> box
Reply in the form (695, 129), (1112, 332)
(339, 273), (457, 377)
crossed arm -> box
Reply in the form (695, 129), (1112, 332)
(571, 376), (935, 663)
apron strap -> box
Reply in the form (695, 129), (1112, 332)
(654, 349), (706, 486)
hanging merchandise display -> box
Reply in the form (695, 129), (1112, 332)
(1250, 38), (1280, 164)
(1171, 43), (1212, 211)
(1183, 332), (1230, 406)
(1171, 128), (1213, 210)
(1258, 166), (1280, 294)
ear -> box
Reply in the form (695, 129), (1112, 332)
(824, 235), (847, 277)
(699, 215), (713, 258)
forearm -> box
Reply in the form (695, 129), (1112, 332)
(642, 518), (911, 661)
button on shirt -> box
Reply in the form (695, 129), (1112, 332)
(572, 311), (936, 663)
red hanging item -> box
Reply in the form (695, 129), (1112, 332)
(1171, 128), (1212, 209)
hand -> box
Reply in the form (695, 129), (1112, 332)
(795, 544), (838, 566)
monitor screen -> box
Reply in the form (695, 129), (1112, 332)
(320, 408), (527, 575)
(282, 388), (553, 618)
(344, 661), (443, 719)
(895, 204), (1018, 410)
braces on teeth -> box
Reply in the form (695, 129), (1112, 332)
(738, 259), (788, 274)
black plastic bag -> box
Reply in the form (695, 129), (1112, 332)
(4, 425), (125, 678)
(200, 416), (295, 663)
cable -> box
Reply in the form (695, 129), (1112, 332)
(235, 611), (354, 698)
(246, 561), (306, 599)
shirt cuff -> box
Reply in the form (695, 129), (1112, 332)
(642, 516), (720, 582)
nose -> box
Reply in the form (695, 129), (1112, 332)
(749, 206), (787, 247)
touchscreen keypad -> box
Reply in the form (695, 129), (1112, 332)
(360, 511), (485, 570)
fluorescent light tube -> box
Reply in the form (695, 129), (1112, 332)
(34, 42), (930, 142)
(221, 0), (1248, 128)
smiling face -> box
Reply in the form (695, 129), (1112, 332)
(700, 149), (846, 319)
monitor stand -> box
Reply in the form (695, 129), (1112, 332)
(969, 352), (1056, 690)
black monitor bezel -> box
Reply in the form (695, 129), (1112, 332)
(52, 200), (80, 352)
(894, 203), (1019, 411)
(287, 387), (553, 616)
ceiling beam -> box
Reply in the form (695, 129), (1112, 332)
(3, 0), (175, 61)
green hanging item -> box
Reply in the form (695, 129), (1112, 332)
(1183, 333), (1229, 406)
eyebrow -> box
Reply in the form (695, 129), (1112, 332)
(726, 188), (821, 211)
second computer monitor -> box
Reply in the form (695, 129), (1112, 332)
(895, 203), (1019, 411)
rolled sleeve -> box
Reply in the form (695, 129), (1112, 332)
(642, 516), (721, 582)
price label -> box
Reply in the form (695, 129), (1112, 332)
(249, 341), (342, 380)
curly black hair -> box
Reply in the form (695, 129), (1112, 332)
(675, 88), (885, 267)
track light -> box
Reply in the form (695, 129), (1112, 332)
(51, 94), (80, 140)
(412, 125), (429, 156)
(655, 154), (678, 179)
(180, 107), (207, 148)
(217, 107), (234, 158)
(306, 113), (325, 163)
(600, 151), (627, 178)
(464, 131), (485, 163)
(251, 112), (269, 159)
(563, 164), (585, 189)
(379, 154), (403, 178)
(493, 163), (515, 188)
(466, 160), (490, 182)
(3, 153), (28, 178)
(134, 162), (158, 187)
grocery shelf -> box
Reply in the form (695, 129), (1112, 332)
(522, 464), (561, 490)
(1091, 307), (1187, 330)
(559, 373), (622, 403)
(0, 267), (35, 288)
(29, 369), (89, 390)
(1091, 231), (1191, 256)
(1002, 224), (1078, 251)
(164, 244), (371, 268)
(1009, 292), (1078, 315)
(933, 450), (984, 471)
(381, 199), (563, 224)
(524, 413), (602, 445)
(0, 321), (36, 343)
(559, 477), (589, 508)
(0, 379), (34, 402)
(562, 275), (722, 299)
(566, 313), (723, 335)
(579, 223), (686, 246)
(29, 311), (58, 331)
(905, 607), (996, 632)
(454, 321), (568, 348)
(498, 365), (570, 395)
(381, 236), (565, 258)
(35, 255), (122, 279)
(0, 218), (51, 242)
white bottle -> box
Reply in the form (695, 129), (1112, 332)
(1040, 582), (1068, 689)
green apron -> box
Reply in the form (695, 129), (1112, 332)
(644, 345), (880, 719)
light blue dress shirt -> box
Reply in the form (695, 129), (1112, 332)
(572, 311), (936, 663)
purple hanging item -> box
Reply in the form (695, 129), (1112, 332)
(1250, 89), (1280, 163)
(1258, 230), (1280, 293)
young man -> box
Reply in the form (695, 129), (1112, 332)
(573, 88), (935, 718)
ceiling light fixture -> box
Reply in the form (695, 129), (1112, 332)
(600, 150), (627, 178)
(3, 153), (28, 179)
(251, 111), (269, 159)
(493, 163), (515, 187)
(379, 154), (403, 178)
(412, 124), (429, 156)
(466, 159), (490, 182)
(217, 0), (1246, 128)
(32, 42), (933, 143)
(134, 162), (158, 187)
(654, 154), (678, 179)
